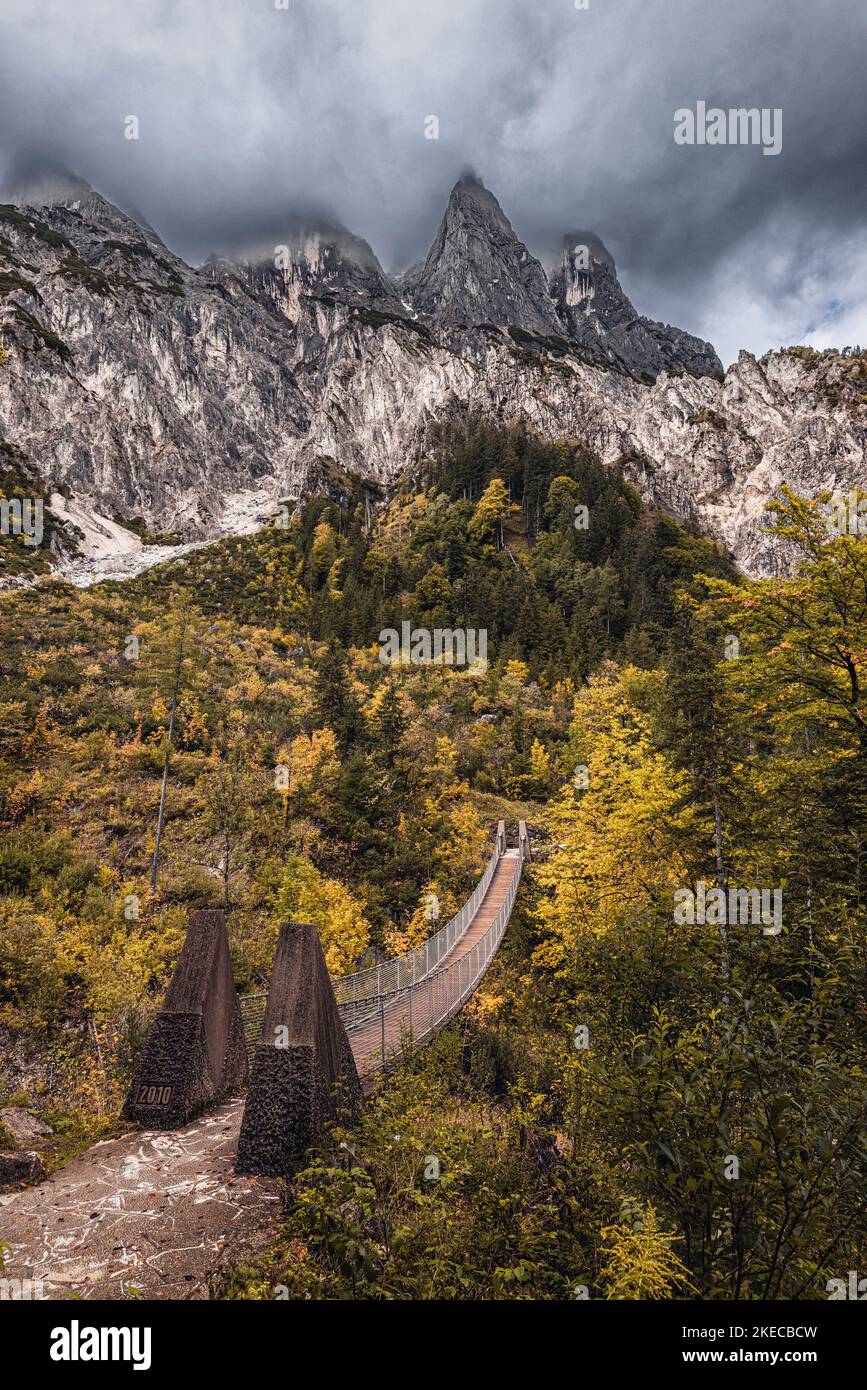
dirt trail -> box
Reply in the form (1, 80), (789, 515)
(0, 1097), (280, 1300)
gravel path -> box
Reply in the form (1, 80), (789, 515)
(0, 1097), (280, 1300)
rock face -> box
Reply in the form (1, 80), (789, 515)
(0, 1149), (44, 1188)
(123, 909), (248, 1129)
(0, 1107), (51, 1145)
(0, 174), (309, 543)
(219, 220), (412, 342)
(402, 174), (562, 335)
(0, 171), (864, 580)
(549, 231), (722, 382)
(236, 921), (361, 1177)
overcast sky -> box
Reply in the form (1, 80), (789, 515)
(1, 0), (865, 366)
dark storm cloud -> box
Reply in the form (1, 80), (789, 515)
(1, 0), (865, 363)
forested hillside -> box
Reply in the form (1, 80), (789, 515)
(1, 420), (864, 1298)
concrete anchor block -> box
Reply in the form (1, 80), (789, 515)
(236, 921), (361, 1177)
(123, 909), (247, 1129)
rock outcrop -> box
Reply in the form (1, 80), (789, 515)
(0, 1150), (44, 1188)
(0, 1107), (51, 1145)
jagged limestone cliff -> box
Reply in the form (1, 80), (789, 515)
(0, 172), (864, 581)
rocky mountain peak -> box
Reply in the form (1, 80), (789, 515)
(4, 166), (173, 261)
(447, 171), (514, 222)
(403, 175), (561, 334)
(550, 229), (639, 335)
(280, 222), (401, 307)
(213, 219), (410, 328)
(3, 176), (853, 589)
(5, 167), (94, 207)
(549, 228), (721, 381)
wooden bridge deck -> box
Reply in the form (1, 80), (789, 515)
(348, 849), (521, 1080)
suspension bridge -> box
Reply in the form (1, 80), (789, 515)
(0, 822), (530, 1299)
(238, 819), (529, 1083)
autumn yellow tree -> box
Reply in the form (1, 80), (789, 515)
(528, 738), (554, 796)
(535, 664), (694, 977)
(383, 881), (459, 957)
(272, 854), (370, 975)
(282, 727), (340, 821)
(196, 735), (264, 907)
(469, 477), (515, 547)
(705, 485), (867, 749)
(310, 520), (338, 578)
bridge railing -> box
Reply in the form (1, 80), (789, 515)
(333, 821), (506, 1025)
(348, 842), (523, 1074)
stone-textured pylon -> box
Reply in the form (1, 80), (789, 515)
(235, 921), (361, 1176)
(123, 909), (248, 1128)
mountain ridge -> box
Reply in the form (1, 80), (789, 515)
(0, 173), (864, 583)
